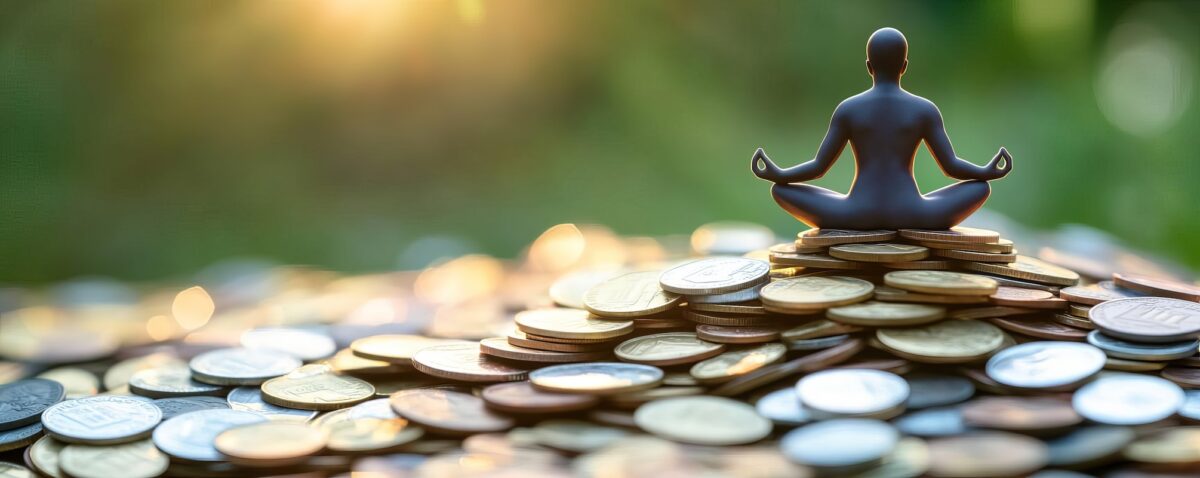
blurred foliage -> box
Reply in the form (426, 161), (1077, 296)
(0, 0), (1197, 283)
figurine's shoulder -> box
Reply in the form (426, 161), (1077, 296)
(905, 93), (942, 116)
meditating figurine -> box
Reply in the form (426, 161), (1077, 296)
(752, 27), (1012, 230)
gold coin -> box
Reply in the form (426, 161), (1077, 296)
(781, 319), (863, 341)
(881, 259), (956, 270)
(797, 229), (897, 246)
(634, 396), (772, 446)
(411, 343), (528, 383)
(515, 308), (635, 340)
(710, 339), (864, 397)
(523, 331), (618, 345)
(689, 343), (787, 384)
(350, 335), (465, 365)
(961, 256), (1079, 287)
(1104, 357), (1165, 372)
(988, 286), (1067, 310)
(884, 270), (998, 296)
(28, 436), (64, 478)
(760, 276), (875, 312)
(327, 348), (411, 376)
(898, 227), (1000, 244)
(694, 324), (782, 344)
(506, 330), (612, 353)
(1124, 427), (1200, 465)
(774, 242), (825, 254)
(1053, 312), (1094, 330)
(58, 439), (168, 478)
(261, 364), (375, 411)
(876, 320), (1005, 364)
(214, 421), (327, 467)
(1068, 303), (1092, 318)
(873, 285), (991, 304)
(682, 309), (791, 327)
(583, 271), (681, 318)
(769, 251), (866, 270)
(828, 243), (929, 263)
(479, 337), (610, 363)
(389, 389), (515, 436)
(687, 301), (768, 315)
(325, 418), (423, 454)
(827, 301), (946, 327)
(658, 257), (771, 295)
(36, 368), (98, 399)
(932, 248), (1017, 263)
(615, 332), (726, 366)
(914, 237), (1014, 253)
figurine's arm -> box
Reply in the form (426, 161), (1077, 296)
(923, 105), (1012, 181)
(752, 106), (849, 184)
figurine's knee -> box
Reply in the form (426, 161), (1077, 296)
(961, 180), (991, 204)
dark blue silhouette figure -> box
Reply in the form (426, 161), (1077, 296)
(753, 28), (1011, 230)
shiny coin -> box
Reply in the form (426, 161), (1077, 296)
(326, 418), (423, 454)
(412, 342), (528, 383)
(796, 369), (909, 418)
(529, 419), (631, 454)
(1113, 272), (1200, 302)
(583, 271), (681, 318)
(686, 283), (763, 304)
(1068, 303), (1091, 318)
(35, 368), (98, 400)
(711, 338), (864, 397)
(1086, 330), (1199, 361)
(226, 386), (318, 421)
(614, 332), (725, 366)
(881, 258), (956, 270)
(859, 436), (931, 478)
(1123, 426), (1200, 466)
(188, 348), (301, 386)
(1045, 425), (1134, 468)
(389, 389), (514, 436)
(688, 301), (768, 315)
(987, 316), (1090, 341)
(103, 353), (184, 391)
(349, 334), (464, 365)
(828, 243), (929, 263)
(214, 421), (326, 467)
(827, 301), (944, 327)
(787, 334), (851, 351)
(769, 251), (867, 270)
(128, 366), (224, 398)
(960, 396), (1081, 433)
(932, 248), (1016, 263)
(1104, 357), (1165, 372)
(152, 409), (266, 461)
(1059, 280), (1141, 305)
(0, 379), (64, 431)
(549, 268), (627, 309)
(327, 348), (410, 375)
(926, 432), (1048, 478)
(774, 241), (825, 254)
(798, 228), (897, 246)
(479, 337), (609, 363)
(989, 286), (1067, 309)
(0, 422), (41, 452)
(261, 364), (374, 411)
(152, 396), (229, 420)
(873, 285), (990, 304)
(634, 396), (771, 446)
(1090, 297), (1200, 343)
(963, 256), (1080, 286)
(41, 395), (161, 445)
(1181, 390), (1200, 421)
(894, 407), (969, 437)
(876, 320), (1005, 363)
(506, 330), (612, 353)
(658, 257), (771, 295)
(0, 463), (31, 478)
(58, 439), (167, 478)
(948, 305), (1036, 321)
(986, 341), (1105, 389)
(683, 309), (790, 327)
(899, 227), (999, 244)
(241, 327), (336, 361)
(1072, 373), (1185, 425)
(529, 362), (663, 395)
(884, 271), (998, 296)
(781, 419), (899, 469)
(481, 381), (600, 414)
(514, 308), (634, 340)
(27, 436), (64, 478)
(1054, 312), (1094, 330)
(905, 375), (975, 409)
(754, 388), (810, 426)
(694, 324), (781, 344)
(760, 276), (874, 312)
(915, 237), (1014, 253)
(346, 398), (397, 420)
(1161, 366), (1200, 388)
(689, 342), (787, 384)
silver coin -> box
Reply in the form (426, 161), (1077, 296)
(796, 369), (909, 417)
(1179, 390), (1200, 421)
(1090, 297), (1200, 343)
(781, 419), (899, 469)
(658, 257), (770, 295)
(189, 347), (302, 386)
(786, 334), (850, 351)
(0, 379), (65, 431)
(225, 386), (318, 422)
(41, 395), (162, 444)
(634, 396), (772, 446)
(347, 398), (398, 420)
(528, 362), (663, 395)
(985, 341), (1105, 389)
(754, 388), (810, 426)
(686, 284), (763, 304)
(128, 366), (225, 398)
(152, 396), (230, 420)
(894, 407), (969, 437)
(1071, 373), (1184, 425)
(905, 375), (974, 409)
(1045, 426), (1134, 468)
(0, 421), (42, 452)
(240, 327), (337, 361)
(1085, 330), (1199, 361)
(152, 409), (267, 461)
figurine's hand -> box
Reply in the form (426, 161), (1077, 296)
(982, 147), (1012, 180)
(752, 148), (784, 182)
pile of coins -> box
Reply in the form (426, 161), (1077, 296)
(1, 224), (1200, 477)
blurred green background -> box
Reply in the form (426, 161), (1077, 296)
(1, 0), (1197, 283)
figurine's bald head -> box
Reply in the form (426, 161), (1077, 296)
(866, 28), (908, 81)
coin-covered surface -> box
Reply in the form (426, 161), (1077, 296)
(260, 364), (375, 411)
(152, 409), (267, 461)
(389, 389), (514, 436)
(411, 342), (529, 382)
(760, 276), (875, 312)
(634, 396), (771, 446)
(614, 332), (726, 366)
(658, 257), (771, 295)
(583, 271), (681, 317)
(529, 362), (663, 395)
(151, 396), (230, 420)
(226, 386), (318, 421)
(58, 439), (168, 478)
(1089, 297), (1200, 343)
(41, 395), (162, 445)
(0, 379), (64, 431)
(188, 348), (302, 386)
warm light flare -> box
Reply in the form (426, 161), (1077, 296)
(172, 286), (215, 330)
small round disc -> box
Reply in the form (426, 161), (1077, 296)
(694, 324), (781, 344)
(796, 369), (909, 418)
(1113, 272), (1200, 302)
(827, 301), (945, 327)
(584, 271), (681, 318)
(1059, 281), (1141, 306)
(986, 341), (1105, 389)
(689, 342), (787, 383)
(760, 276), (875, 312)
(960, 397), (1081, 433)
(59, 439), (167, 478)
(529, 362), (663, 395)
(932, 248), (1017, 263)
(389, 389), (514, 436)
(481, 381), (600, 414)
(515, 308), (635, 340)
(876, 320), (1005, 364)
(962, 256), (1080, 287)
(769, 252), (866, 270)
(479, 337), (609, 363)
(926, 432), (1048, 478)
(989, 287), (1064, 308)
(1090, 297), (1200, 343)
(755, 388), (810, 426)
(0, 379), (64, 431)
(905, 375), (975, 409)
(27, 436), (65, 478)
(1124, 427), (1200, 466)
(214, 421), (326, 467)
(1072, 373), (1185, 425)
(634, 396), (771, 446)
(781, 419), (899, 469)
(1046, 426), (1135, 468)
(128, 366), (225, 399)
(683, 310), (791, 327)
(987, 316), (1090, 341)
(261, 364), (375, 411)
(350, 335), (465, 365)
(35, 368), (99, 400)
(240, 327), (336, 361)
(685, 284), (763, 304)
(411, 342), (528, 383)
(1160, 366), (1200, 388)
(915, 237), (1014, 253)
(506, 330), (612, 352)
(798, 229), (897, 246)
(873, 285), (990, 305)
(41, 396), (162, 445)
(898, 227), (1000, 244)
(1086, 330), (1200, 361)
(226, 386), (318, 422)
(829, 243), (929, 263)
(884, 271), (998, 296)
(658, 257), (771, 295)
(614, 332), (725, 366)
(152, 409), (267, 461)
(188, 348), (301, 386)
(326, 418), (423, 454)
(782, 319), (862, 341)
(0, 422), (42, 452)
(152, 396), (230, 420)
(688, 301), (768, 315)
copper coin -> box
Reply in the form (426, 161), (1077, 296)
(1090, 297), (1200, 343)
(927, 432), (1048, 478)
(1068, 303), (1092, 318)
(507, 331), (611, 353)
(411, 343), (528, 383)
(989, 287), (1068, 310)
(480, 381), (600, 414)
(1160, 367), (1200, 388)
(781, 319), (862, 341)
(1059, 281), (1142, 306)
(987, 316), (1089, 341)
(389, 389), (514, 436)
(523, 332), (618, 345)
(873, 286), (990, 305)
(710, 338), (864, 397)
(694, 325), (781, 344)
(1113, 272), (1200, 302)
(478, 337), (608, 363)
(960, 397), (1082, 433)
